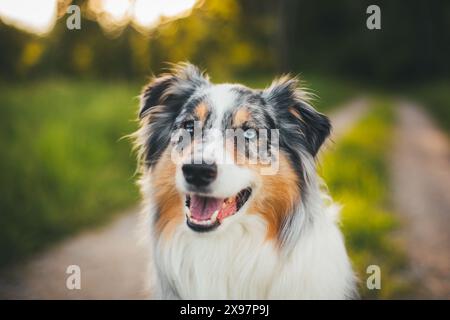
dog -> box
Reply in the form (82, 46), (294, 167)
(134, 63), (357, 299)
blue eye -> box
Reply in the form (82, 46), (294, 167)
(243, 129), (257, 140)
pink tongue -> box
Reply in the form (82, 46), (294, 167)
(189, 195), (223, 221)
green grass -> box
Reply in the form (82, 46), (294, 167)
(320, 100), (411, 298)
(0, 79), (140, 267)
(412, 81), (450, 133)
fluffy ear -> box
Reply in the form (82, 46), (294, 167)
(137, 63), (209, 167)
(139, 74), (174, 119)
(139, 63), (209, 119)
(263, 76), (331, 157)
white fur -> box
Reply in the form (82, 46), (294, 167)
(207, 84), (238, 127)
(141, 172), (357, 300)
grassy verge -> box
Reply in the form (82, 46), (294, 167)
(0, 79), (140, 267)
(320, 99), (411, 298)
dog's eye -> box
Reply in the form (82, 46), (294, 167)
(243, 129), (257, 140)
(183, 120), (195, 135)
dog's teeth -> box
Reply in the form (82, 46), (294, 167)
(211, 210), (219, 221)
(189, 214), (218, 226)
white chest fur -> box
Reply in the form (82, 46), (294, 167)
(149, 205), (356, 299)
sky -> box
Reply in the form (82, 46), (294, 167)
(0, 0), (197, 35)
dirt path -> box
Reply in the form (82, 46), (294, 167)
(0, 98), (369, 299)
(391, 101), (450, 299)
(0, 209), (150, 299)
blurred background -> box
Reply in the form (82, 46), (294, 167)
(0, 0), (449, 299)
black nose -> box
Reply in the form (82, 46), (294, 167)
(182, 163), (217, 188)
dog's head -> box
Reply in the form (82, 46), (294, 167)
(135, 63), (330, 241)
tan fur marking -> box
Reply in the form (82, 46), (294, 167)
(288, 106), (305, 123)
(152, 149), (183, 239)
(233, 108), (250, 127)
(195, 102), (209, 122)
(248, 153), (300, 240)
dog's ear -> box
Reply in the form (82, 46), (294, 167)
(139, 63), (209, 119)
(137, 63), (209, 167)
(262, 76), (331, 157)
(139, 74), (174, 119)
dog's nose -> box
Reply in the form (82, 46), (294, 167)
(182, 163), (217, 188)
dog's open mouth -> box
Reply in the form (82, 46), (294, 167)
(185, 188), (252, 232)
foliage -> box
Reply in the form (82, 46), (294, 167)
(0, 0), (274, 80)
(1, 0), (449, 83)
